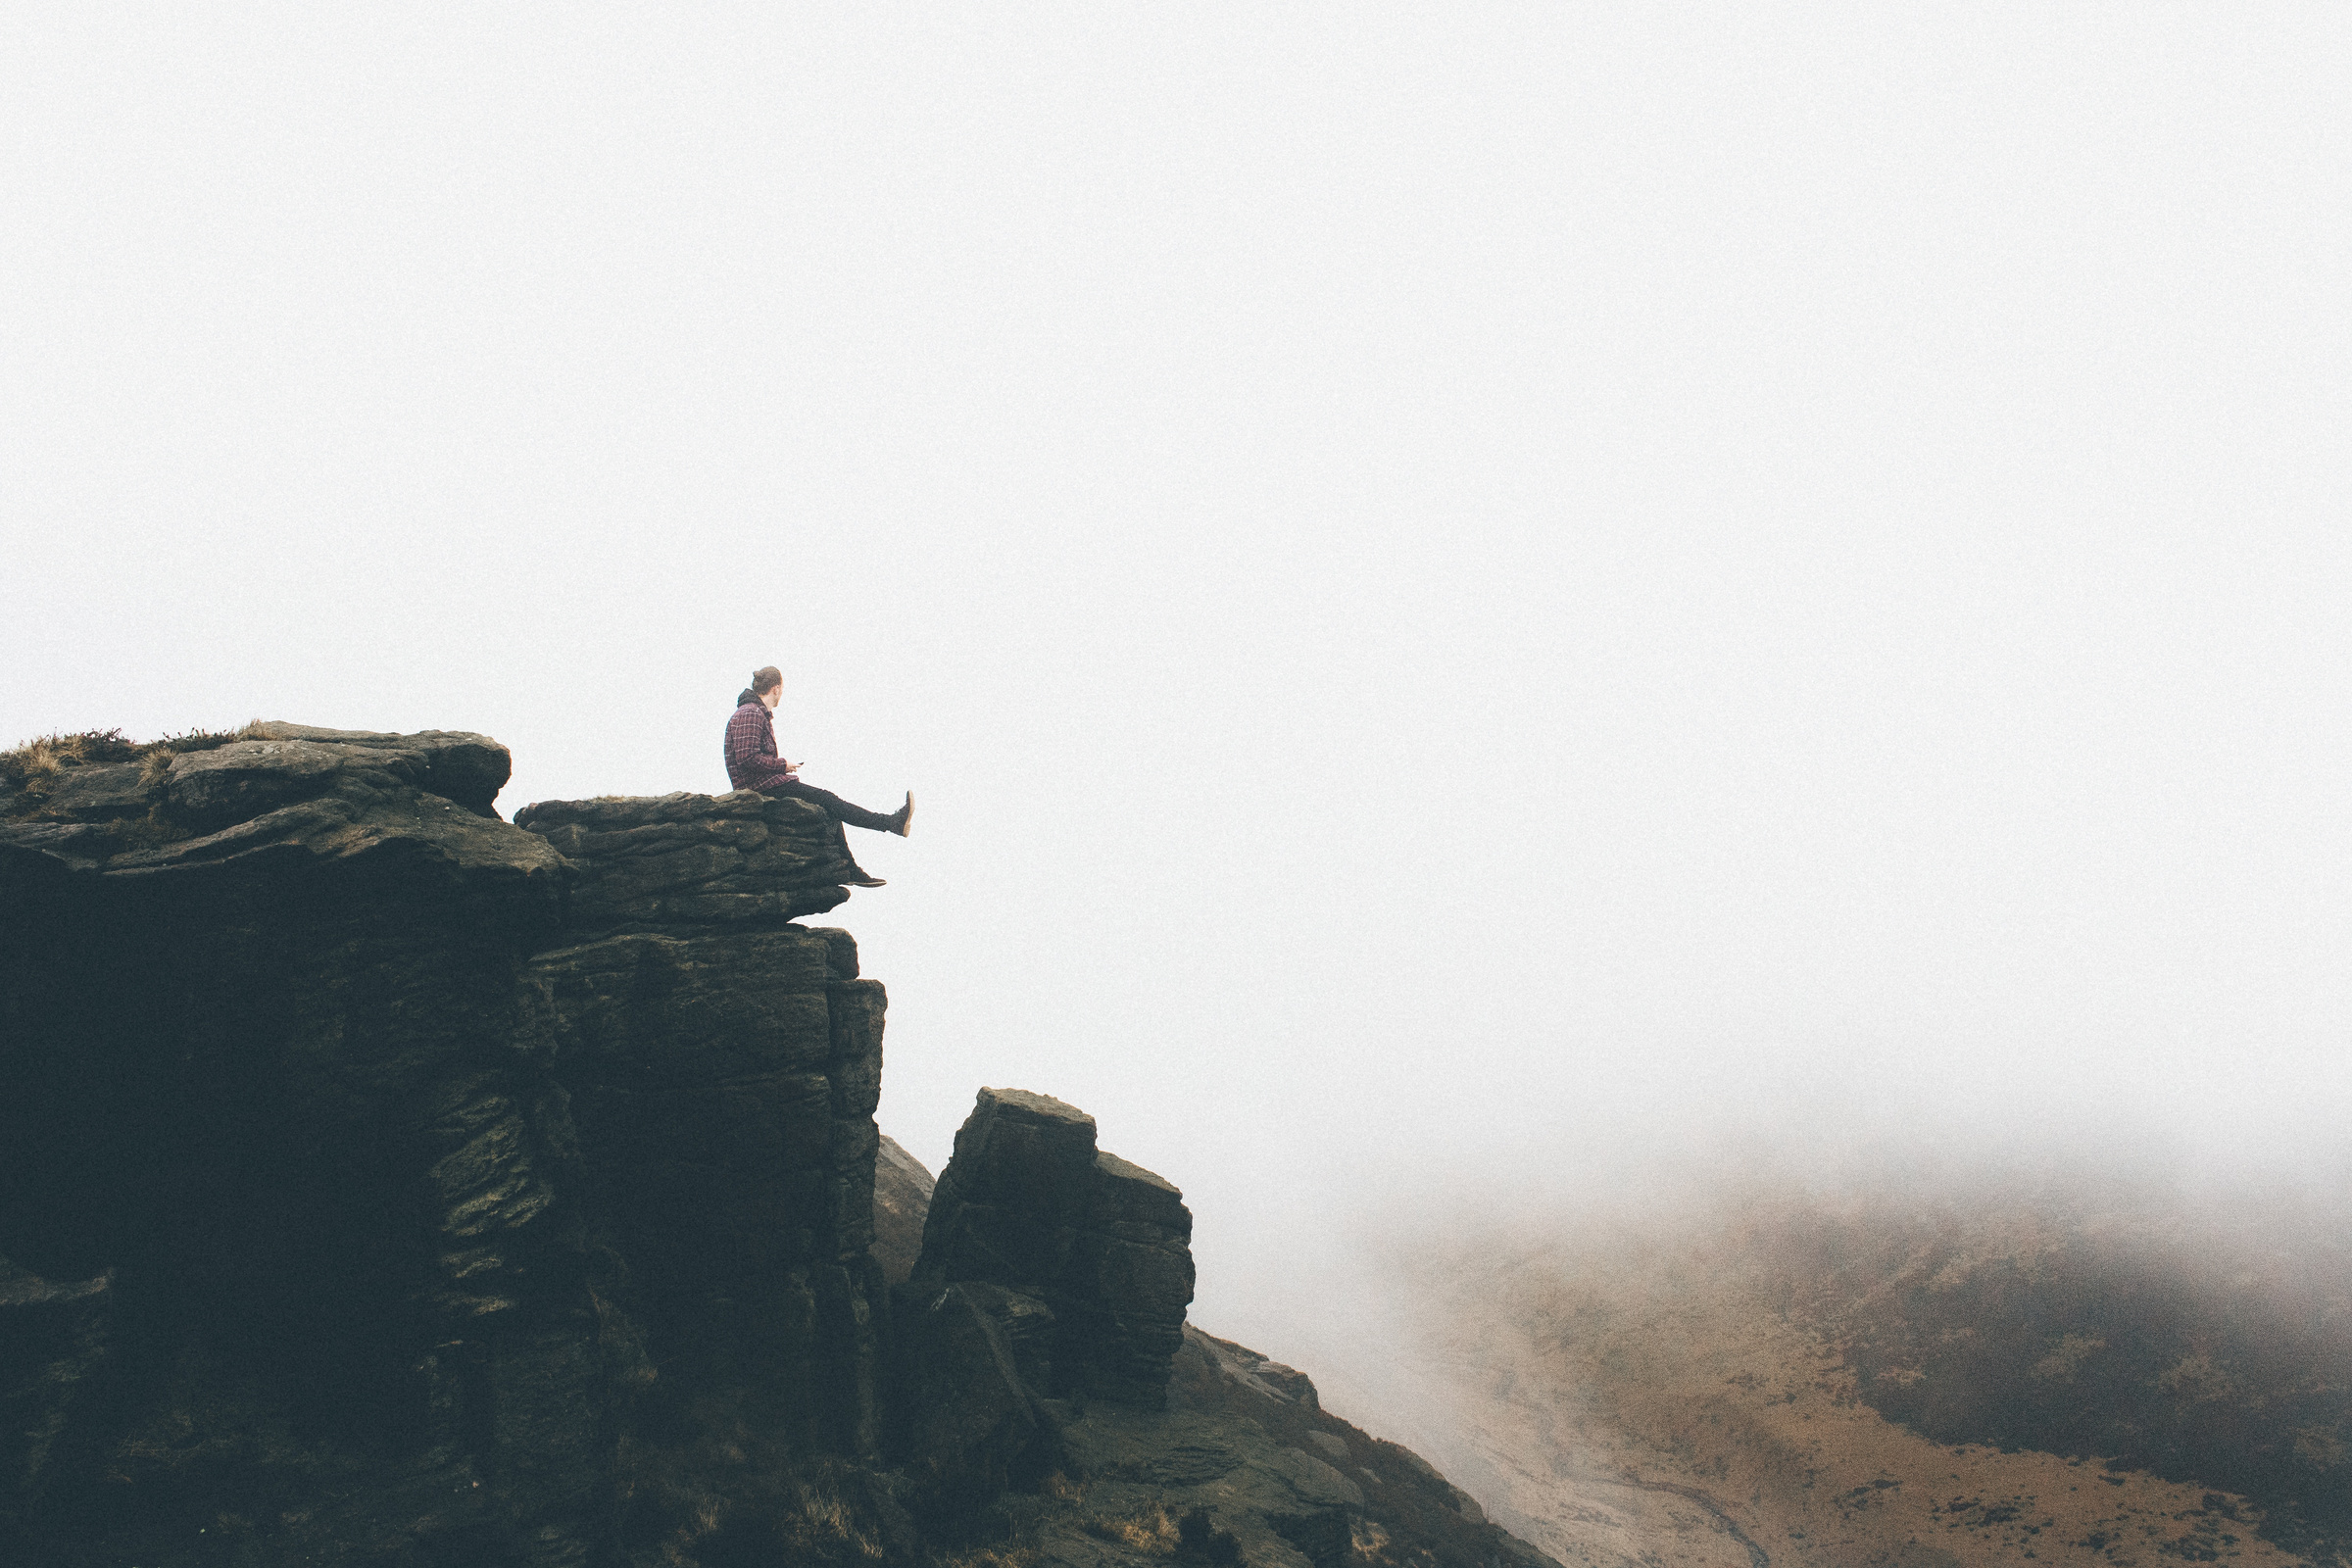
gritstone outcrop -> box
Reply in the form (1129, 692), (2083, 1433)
(908, 1087), (1197, 1410)
(887, 1089), (1196, 1527)
(1, 724), (890, 1564)
(0, 721), (1558, 1568)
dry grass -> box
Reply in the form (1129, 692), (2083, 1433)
(0, 728), (141, 786)
(1, 721), (267, 815)
(1033, 1473), (1181, 1558)
(612, 1415), (895, 1568)
(1082, 1503), (1181, 1553)
(787, 1478), (886, 1561)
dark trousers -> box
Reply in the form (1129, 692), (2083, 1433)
(763, 779), (898, 833)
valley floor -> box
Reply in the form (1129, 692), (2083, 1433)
(1422, 1242), (2307, 1568)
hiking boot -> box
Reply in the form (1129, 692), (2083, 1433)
(893, 791), (913, 837)
(841, 869), (887, 888)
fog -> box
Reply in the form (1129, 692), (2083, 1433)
(8, 6), (2350, 1440)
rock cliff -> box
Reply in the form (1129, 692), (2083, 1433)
(0, 722), (1557, 1568)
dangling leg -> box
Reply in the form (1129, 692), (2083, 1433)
(765, 779), (906, 834)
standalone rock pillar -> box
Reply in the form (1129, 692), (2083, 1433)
(906, 1088), (1196, 1408)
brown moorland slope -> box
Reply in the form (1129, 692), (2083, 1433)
(1403, 1180), (2351, 1568)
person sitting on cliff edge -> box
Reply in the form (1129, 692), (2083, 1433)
(724, 665), (910, 887)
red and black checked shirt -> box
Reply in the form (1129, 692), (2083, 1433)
(723, 700), (797, 791)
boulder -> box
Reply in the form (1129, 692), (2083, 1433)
(162, 723), (513, 827)
(891, 1283), (1059, 1525)
(1183, 1329), (1323, 1413)
(876, 1136), (1563, 1568)
(0, 721), (564, 905)
(906, 1088), (1196, 1410)
(246, 722), (514, 813)
(872, 1134), (938, 1286)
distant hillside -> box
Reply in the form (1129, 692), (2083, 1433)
(1402, 1177), (2351, 1568)
(1766, 1182), (2352, 1562)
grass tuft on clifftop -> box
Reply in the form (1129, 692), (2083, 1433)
(0, 720), (267, 813)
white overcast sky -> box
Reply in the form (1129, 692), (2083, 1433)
(6, 8), (2349, 1358)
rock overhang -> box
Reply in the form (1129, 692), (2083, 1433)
(513, 789), (874, 930)
(1, 722), (885, 918)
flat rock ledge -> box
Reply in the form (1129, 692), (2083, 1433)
(0, 721), (562, 903)
(0, 723), (886, 925)
(513, 790), (870, 931)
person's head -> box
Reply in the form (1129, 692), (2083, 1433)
(751, 666), (783, 710)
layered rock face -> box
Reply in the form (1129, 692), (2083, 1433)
(888, 1089), (1196, 1524)
(3, 720), (1562, 1568)
(513, 790), (875, 931)
(0, 726), (891, 1566)
(909, 1087), (1197, 1408)
(521, 917), (888, 1457)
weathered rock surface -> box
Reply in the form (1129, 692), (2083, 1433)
(891, 1281), (1062, 1525)
(0, 725), (891, 1566)
(165, 724), (514, 827)
(0, 1258), (111, 1528)
(907, 1087), (1197, 1411)
(514, 790), (874, 932)
(873, 1133), (938, 1286)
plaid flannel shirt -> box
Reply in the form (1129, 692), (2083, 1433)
(723, 700), (797, 791)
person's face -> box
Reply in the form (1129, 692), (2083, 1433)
(760, 684), (781, 710)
